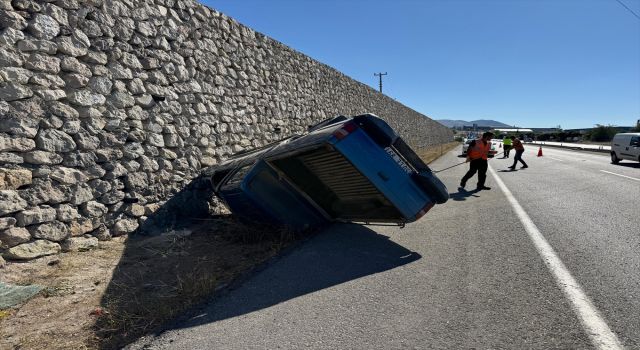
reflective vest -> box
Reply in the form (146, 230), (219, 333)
(468, 139), (491, 160)
(503, 138), (512, 146)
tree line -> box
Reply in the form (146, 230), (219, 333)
(537, 121), (639, 142)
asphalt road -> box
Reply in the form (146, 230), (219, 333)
(130, 145), (639, 350)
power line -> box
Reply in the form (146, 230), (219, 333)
(614, 0), (640, 20)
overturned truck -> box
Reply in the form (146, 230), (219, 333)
(203, 114), (449, 230)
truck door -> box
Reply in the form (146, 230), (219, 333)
(628, 136), (640, 161)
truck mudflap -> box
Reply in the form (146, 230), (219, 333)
(412, 171), (449, 204)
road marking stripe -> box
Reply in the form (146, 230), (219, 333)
(488, 165), (624, 350)
(600, 170), (640, 182)
(546, 156), (565, 162)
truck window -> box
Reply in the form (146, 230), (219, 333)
(220, 164), (254, 190)
(630, 136), (640, 147)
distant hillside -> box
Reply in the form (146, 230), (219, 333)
(437, 119), (511, 128)
(436, 119), (470, 128)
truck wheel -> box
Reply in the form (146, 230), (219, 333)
(611, 152), (620, 164)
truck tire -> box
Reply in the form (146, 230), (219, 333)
(611, 152), (620, 164)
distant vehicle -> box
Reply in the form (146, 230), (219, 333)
(461, 139), (472, 155)
(462, 138), (498, 158)
(204, 114), (449, 231)
(611, 132), (640, 164)
(489, 139), (500, 157)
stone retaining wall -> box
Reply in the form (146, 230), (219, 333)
(0, 0), (452, 261)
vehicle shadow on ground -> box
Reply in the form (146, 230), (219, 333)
(614, 163), (640, 169)
(156, 223), (421, 335)
(448, 188), (480, 201)
(94, 176), (306, 348)
(94, 176), (420, 348)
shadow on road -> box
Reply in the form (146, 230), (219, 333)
(614, 162), (640, 169)
(94, 176), (314, 349)
(157, 223), (421, 333)
(448, 188), (480, 201)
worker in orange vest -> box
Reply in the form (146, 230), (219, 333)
(508, 136), (528, 170)
(460, 131), (494, 191)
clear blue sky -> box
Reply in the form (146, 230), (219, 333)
(203, 0), (640, 129)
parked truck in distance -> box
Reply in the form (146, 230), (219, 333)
(203, 113), (449, 231)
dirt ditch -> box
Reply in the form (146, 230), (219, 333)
(0, 218), (305, 350)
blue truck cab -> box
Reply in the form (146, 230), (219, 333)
(204, 114), (448, 230)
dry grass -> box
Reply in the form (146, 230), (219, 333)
(94, 219), (306, 349)
(415, 141), (461, 164)
(0, 218), (307, 350)
(0, 239), (126, 350)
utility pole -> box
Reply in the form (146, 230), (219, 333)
(374, 72), (387, 93)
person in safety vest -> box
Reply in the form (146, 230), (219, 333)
(459, 131), (494, 191)
(507, 136), (528, 170)
(502, 135), (512, 158)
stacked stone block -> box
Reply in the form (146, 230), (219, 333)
(0, 0), (452, 261)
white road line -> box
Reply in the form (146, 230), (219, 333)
(600, 170), (640, 182)
(488, 165), (624, 350)
(545, 156), (565, 162)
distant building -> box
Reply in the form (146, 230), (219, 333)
(529, 127), (562, 133)
(494, 128), (533, 133)
(564, 126), (634, 134)
(459, 125), (493, 131)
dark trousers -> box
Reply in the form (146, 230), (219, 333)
(461, 158), (488, 187)
(511, 150), (527, 167)
(503, 145), (511, 157)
